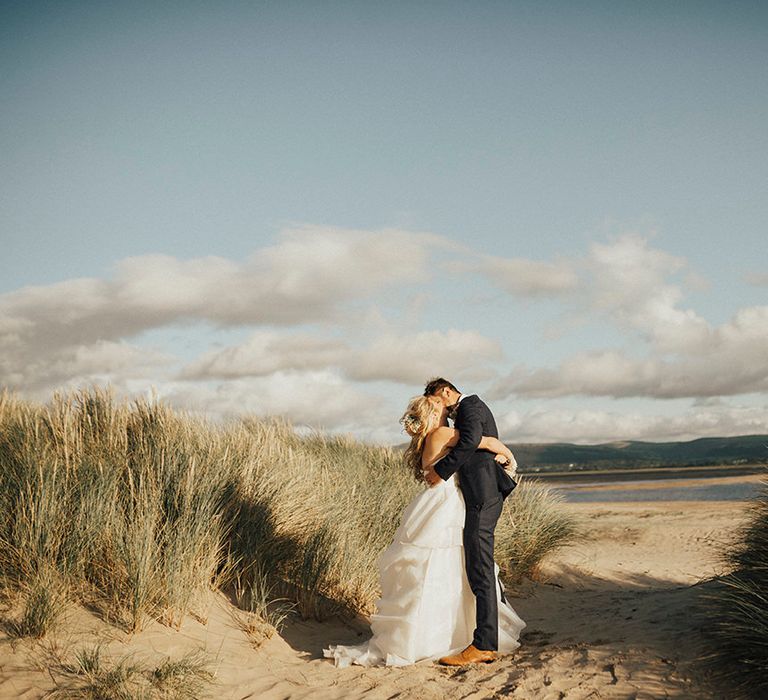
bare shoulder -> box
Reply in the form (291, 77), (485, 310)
(426, 426), (459, 448)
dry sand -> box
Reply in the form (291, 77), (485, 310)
(0, 494), (751, 699)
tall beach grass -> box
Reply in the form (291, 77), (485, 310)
(701, 473), (768, 698)
(0, 386), (578, 636)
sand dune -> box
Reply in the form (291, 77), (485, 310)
(0, 499), (748, 699)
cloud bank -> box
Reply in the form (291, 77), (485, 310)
(2, 225), (766, 442)
(489, 234), (768, 401)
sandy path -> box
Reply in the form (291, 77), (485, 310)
(0, 499), (749, 699)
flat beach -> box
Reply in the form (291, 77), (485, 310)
(0, 486), (753, 699)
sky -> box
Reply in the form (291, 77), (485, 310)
(1, 1), (767, 445)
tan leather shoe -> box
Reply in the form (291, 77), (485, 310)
(438, 643), (497, 666)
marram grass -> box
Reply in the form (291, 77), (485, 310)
(0, 385), (578, 636)
(700, 474), (768, 699)
(47, 644), (214, 699)
(496, 478), (580, 583)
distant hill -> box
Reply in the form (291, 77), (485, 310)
(507, 434), (768, 472)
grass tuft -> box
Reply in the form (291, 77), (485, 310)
(55, 644), (146, 699)
(49, 644), (214, 699)
(496, 478), (581, 582)
(6, 565), (67, 638)
(699, 472), (768, 698)
(149, 649), (215, 698)
(232, 565), (294, 645)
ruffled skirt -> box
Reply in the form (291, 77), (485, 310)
(324, 475), (526, 667)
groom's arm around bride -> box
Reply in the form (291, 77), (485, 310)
(424, 383), (517, 500)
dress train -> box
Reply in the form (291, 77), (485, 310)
(323, 474), (526, 667)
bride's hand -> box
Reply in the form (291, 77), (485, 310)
(494, 453), (517, 478)
(422, 468), (442, 486)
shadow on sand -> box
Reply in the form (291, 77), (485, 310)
(281, 565), (729, 698)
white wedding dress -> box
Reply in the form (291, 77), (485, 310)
(324, 473), (526, 667)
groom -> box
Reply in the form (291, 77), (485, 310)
(423, 377), (516, 666)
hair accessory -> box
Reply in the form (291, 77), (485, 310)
(400, 413), (422, 432)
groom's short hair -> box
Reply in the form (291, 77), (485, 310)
(424, 377), (460, 397)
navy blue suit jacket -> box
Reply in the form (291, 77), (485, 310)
(433, 394), (516, 506)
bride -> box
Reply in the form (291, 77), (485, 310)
(323, 395), (526, 667)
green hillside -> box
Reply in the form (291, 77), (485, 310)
(507, 434), (768, 471)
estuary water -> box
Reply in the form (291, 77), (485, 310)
(549, 479), (762, 503)
(525, 466), (765, 502)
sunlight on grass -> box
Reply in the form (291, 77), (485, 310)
(700, 473), (768, 699)
(0, 385), (579, 633)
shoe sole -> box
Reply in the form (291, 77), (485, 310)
(438, 658), (497, 666)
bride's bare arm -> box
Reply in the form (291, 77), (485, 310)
(478, 436), (517, 468)
(422, 429), (516, 472)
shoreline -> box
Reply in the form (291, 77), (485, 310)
(547, 472), (764, 492)
(526, 463), (766, 484)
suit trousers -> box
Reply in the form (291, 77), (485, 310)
(463, 495), (503, 651)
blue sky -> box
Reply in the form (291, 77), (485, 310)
(1, 1), (767, 443)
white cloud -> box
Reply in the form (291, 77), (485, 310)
(478, 256), (579, 296)
(3, 226), (766, 444)
(0, 226), (443, 394)
(180, 331), (346, 379)
(452, 254), (579, 297)
(179, 328), (502, 386)
(1, 226), (437, 345)
(343, 330), (501, 384)
(485, 234), (768, 401)
(491, 304), (768, 400)
(478, 233), (712, 351)
(585, 234), (710, 352)
(160, 370), (386, 432)
(0, 338), (174, 399)
(745, 271), (768, 287)
(498, 402), (768, 444)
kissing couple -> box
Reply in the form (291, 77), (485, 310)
(324, 378), (526, 667)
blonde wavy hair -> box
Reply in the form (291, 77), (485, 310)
(399, 396), (440, 482)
